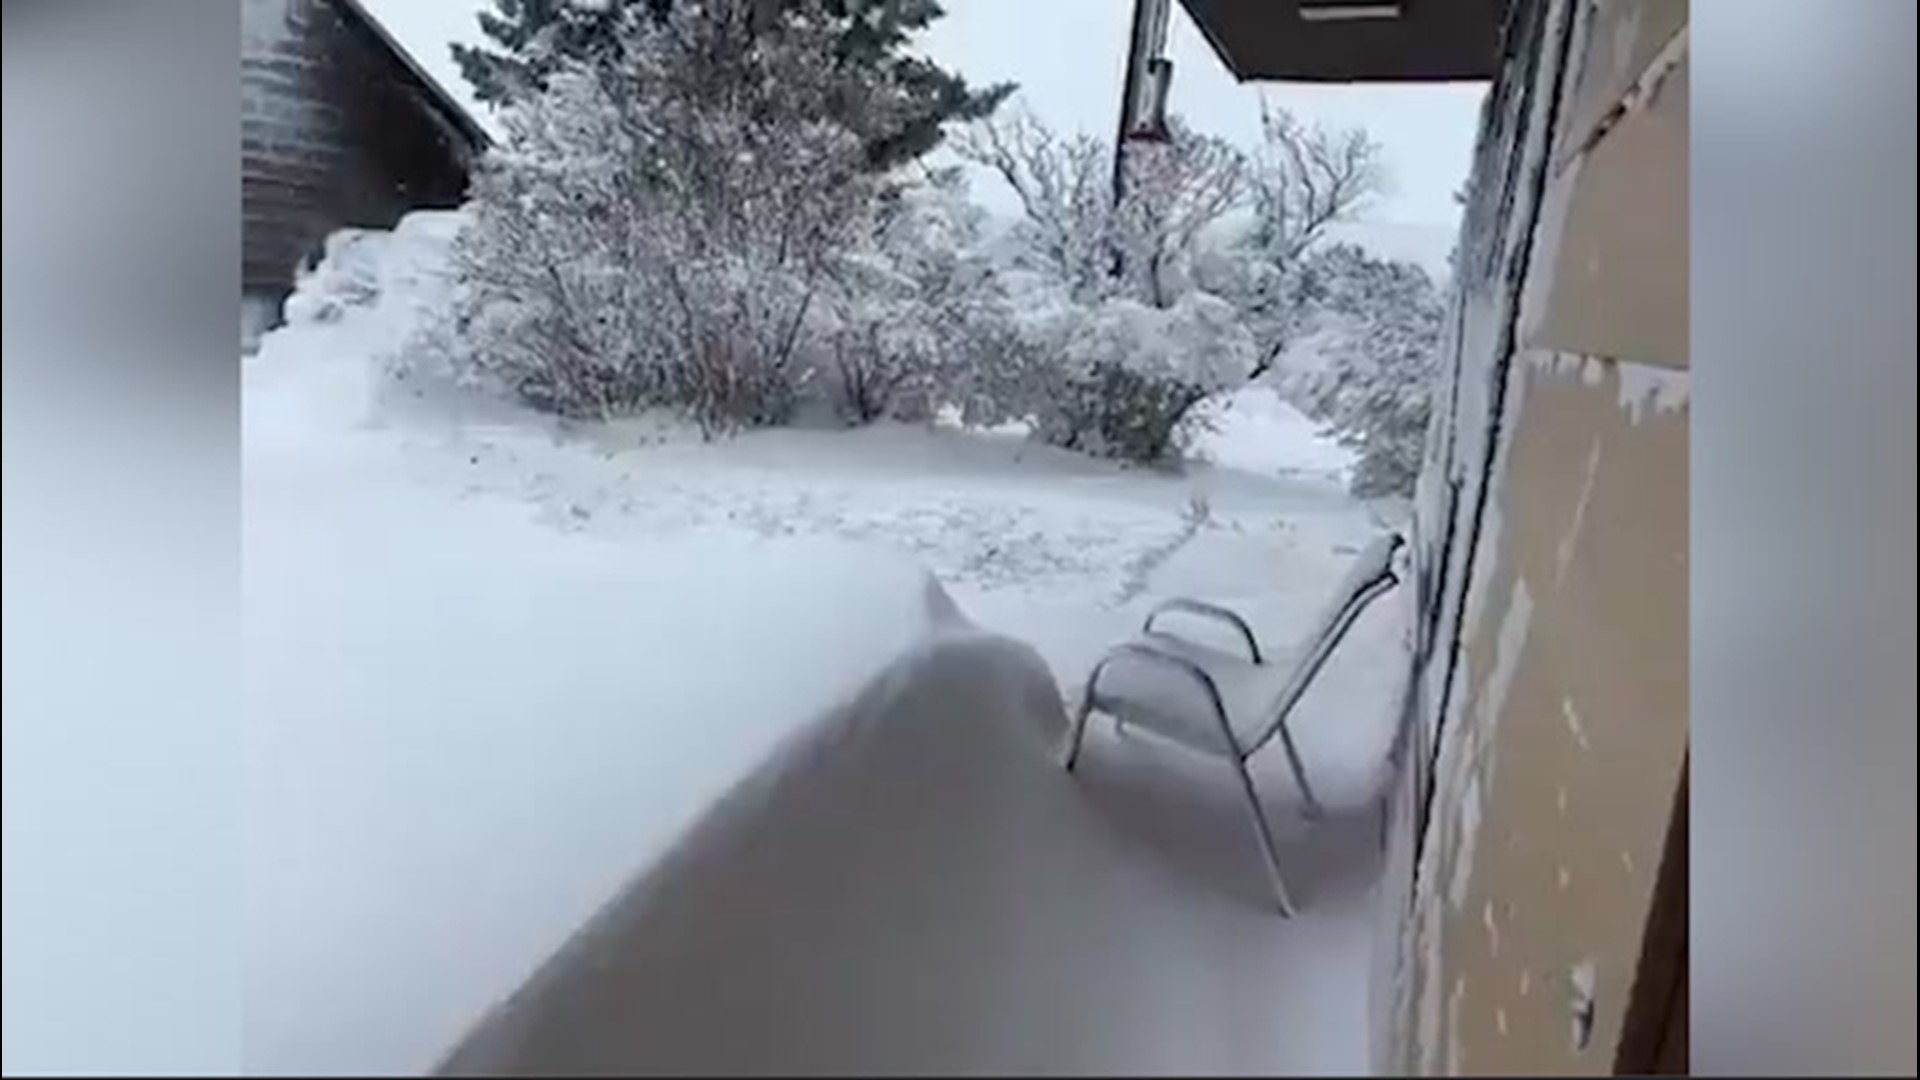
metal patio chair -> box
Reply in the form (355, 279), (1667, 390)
(1062, 531), (1405, 916)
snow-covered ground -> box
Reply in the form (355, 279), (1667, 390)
(243, 215), (1411, 1074)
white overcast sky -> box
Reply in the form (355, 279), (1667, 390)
(366, 0), (1486, 258)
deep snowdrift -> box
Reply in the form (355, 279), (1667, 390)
(245, 218), (971, 1073)
(243, 211), (1407, 1075)
(441, 629), (1383, 1076)
(245, 468), (957, 1073)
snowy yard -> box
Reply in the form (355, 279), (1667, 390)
(243, 220), (1412, 1075)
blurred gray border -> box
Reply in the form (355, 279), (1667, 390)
(3, 0), (1916, 1073)
(1692, 0), (1917, 1073)
(3, 1), (243, 1073)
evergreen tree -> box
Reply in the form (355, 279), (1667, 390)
(442, 0), (883, 429)
(451, 0), (640, 106)
(451, 0), (1011, 169)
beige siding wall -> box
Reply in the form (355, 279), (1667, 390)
(1381, 0), (1689, 1072)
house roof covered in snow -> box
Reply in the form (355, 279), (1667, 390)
(1176, 0), (1502, 83)
(329, 0), (492, 152)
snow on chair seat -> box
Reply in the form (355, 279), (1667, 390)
(1062, 530), (1405, 917)
(1083, 632), (1294, 758)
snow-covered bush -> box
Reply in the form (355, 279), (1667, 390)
(928, 270), (1059, 430)
(1107, 119), (1246, 310)
(432, 0), (880, 433)
(950, 107), (1115, 303)
(948, 276), (1253, 464)
(950, 104), (1255, 464)
(1043, 292), (1255, 462)
(1287, 243), (1445, 497)
(434, 69), (663, 418)
(953, 106), (1245, 311)
(817, 168), (1001, 424)
(1219, 103), (1385, 379)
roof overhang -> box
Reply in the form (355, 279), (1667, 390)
(330, 0), (493, 152)
(1176, 0), (1504, 82)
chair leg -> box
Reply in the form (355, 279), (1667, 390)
(1062, 684), (1098, 772)
(1274, 721), (1325, 821)
(1233, 758), (1297, 917)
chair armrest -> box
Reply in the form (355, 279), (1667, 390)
(1141, 598), (1264, 664)
(1087, 641), (1243, 757)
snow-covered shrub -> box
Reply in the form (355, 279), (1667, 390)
(1044, 292), (1255, 463)
(950, 103), (1257, 464)
(815, 257), (937, 425)
(934, 283), (1059, 430)
(1218, 103), (1385, 379)
(954, 279), (1253, 464)
(950, 107), (1116, 303)
(1287, 243), (1445, 497)
(421, 64), (661, 418)
(434, 0), (879, 433)
(818, 168), (1000, 424)
(953, 106), (1246, 311)
(1106, 120), (1246, 310)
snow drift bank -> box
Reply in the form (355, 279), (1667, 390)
(244, 212), (973, 1074)
(439, 629), (1379, 1076)
(244, 471), (959, 1074)
(245, 210), (463, 442)
(245, 211), (1393, 1075)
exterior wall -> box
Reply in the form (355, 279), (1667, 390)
(242, 0), (476, 299)
(1372, 0), (1579, 1061)
(1379, 0), (1689, 1073)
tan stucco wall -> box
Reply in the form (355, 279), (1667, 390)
(1404, 355), (1688, 1075)
(1382, 0), (1689, 1073)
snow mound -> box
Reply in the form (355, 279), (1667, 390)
(440, 626), (1377, 1075)
(247, 211), (465, 438)
(278, 210), (462, 331)
(1187, 384), (1355, 484)
(245, 469), (960, 1073)
(242, 210), (1403, 1076)
(246, 210), (996, 1075)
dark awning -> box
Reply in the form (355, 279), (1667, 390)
(1176, 0), (1504, 83)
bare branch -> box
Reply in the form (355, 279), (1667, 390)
(952, 103), (1116, 299)
(1111, 117), (1248, 306)
(1249, 99), (1384, 269)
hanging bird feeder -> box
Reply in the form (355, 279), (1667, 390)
(1111, 0), (1176, 205)
(1125, 57), (1175, 143)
